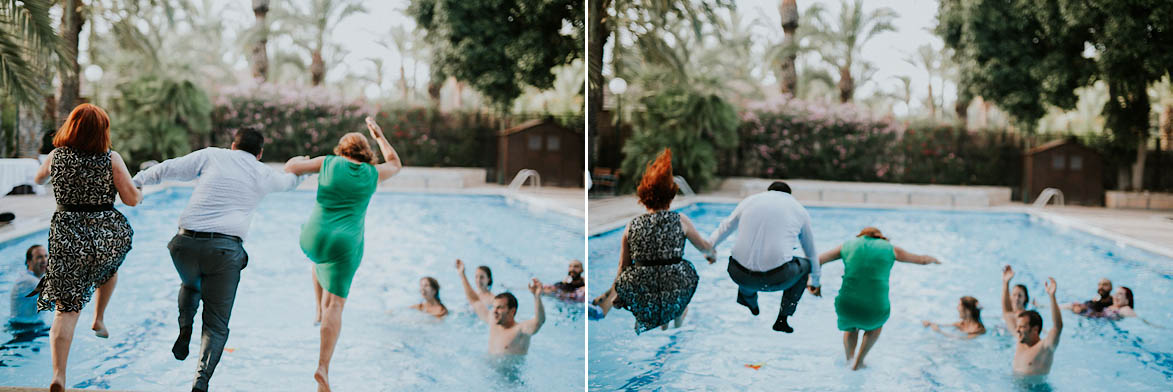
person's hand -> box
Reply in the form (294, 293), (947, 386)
(1045, 277), (1056, 297)
(922, 320), (932, 327)
(808, 285), (821, 297)
(455, 259), (465, 274)
(705, 253), (716, 264)
(528, 278), (542, 295)
(927, 256), (941, 264)
(1002, 265), (1014, 283)
(365, 116), (384, 140)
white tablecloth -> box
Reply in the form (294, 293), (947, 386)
(0, 158), (46, 196)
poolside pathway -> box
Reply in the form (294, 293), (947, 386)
(0, 388), (137, 392)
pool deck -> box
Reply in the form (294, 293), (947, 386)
(0, 388), (135, 392)
(589, 179), (1173, 259)
(0, 166), (584, 244)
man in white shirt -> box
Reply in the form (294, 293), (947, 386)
(132, 128), (302, 392)
(708, 181), (820, 333)
(9, 245), (48, 326)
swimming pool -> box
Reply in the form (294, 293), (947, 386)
(0, 187), (584, 391)
(588, 202), (1172, 391)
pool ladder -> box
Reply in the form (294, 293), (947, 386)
(508, 169), (541, 193)
(674, 176), (696, 197)
(1032, 188), (1064, 208)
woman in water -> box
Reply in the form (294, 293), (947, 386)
(32, 104), (142, 391)
(593, 148), (715, 334)
(820, 227), (939, 370)
(922, 296), (986, 339)
(1089, 286), (1135, 319)
(411, 277), (448, 318)
(285, 117), (403, 392)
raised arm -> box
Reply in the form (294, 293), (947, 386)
(365, 117), (403, 182)
(520, 278), (546, 335)
(1044, 277), (1062, 347)
(455, 259), (489, 322)
(893, 246), (940, 265)
(110, 151), (142, 206)
(1001, 265), (1017, 330)
(34, 150), (53, 185)
(679, 214), (715, 263)
(132, 148), (210, 187)
(284, 156), (325, 176)
(706, 201), (743, 252)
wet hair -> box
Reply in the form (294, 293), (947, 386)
(233, 127), (265, 156)
(1119, 286), (1133, 308)
(24, 245), (43, 266)
(767, 181), (791, 193)
(421, 276), (442, 304)
(53, 103), (110, 154)
(960, 296), (982, 321)
(636, 148), (677, 211)
(856, 227), (888, 241)
(476, 265), (493, 288)
(495, 292), (518, 310)
(334, 132), (376, 164)
(1018, 310), (1043, 332)
(1014, 284), (1030, 306)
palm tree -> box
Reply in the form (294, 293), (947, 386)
(778, 0), (799, 96)
(905, 44), (940, 119)
(1, 0), (64, 157)
(249, 0), (270, 81)
(271, 0), (366, 86)
(804, 0), (897, 103)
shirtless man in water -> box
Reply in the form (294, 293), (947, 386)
(457, 260), (546, 354)
(1011, 276), (1062, 376)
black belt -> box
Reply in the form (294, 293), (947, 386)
(730, 256), (801, 276)
(633, 257), (683, 267)
(179, 228), (242, 243)
(57, 203), (115, 212)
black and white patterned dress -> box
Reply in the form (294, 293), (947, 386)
(34, 147), (133, 312)
(614, 210), (699, 334)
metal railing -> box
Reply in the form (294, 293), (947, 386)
(673, 176), (696, 197)
(508, 169), (541, 192)
(1032, 188), (1065, 208)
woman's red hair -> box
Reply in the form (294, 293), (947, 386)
(857, 227), (887, 240)
(637, 148), (678, 210)
(53, 103), (111, 154)
(334, 132), (376, 164)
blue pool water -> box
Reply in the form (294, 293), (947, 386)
(0, 187), (584, 391)
(589, 202), (1172, 391)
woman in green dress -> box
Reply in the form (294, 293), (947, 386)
(285, 117), (402, 392)
(818, 227), (940, 370)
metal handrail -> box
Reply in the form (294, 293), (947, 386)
(1032, 188), (1065, 208)
(673, 176), (696, 197)
(508, 169), (541, 192)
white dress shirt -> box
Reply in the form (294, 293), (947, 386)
(132, 148), (302, 239)
(708, 191), (821, 286)
(9, 269), (42, 324)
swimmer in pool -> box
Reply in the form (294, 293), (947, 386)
(410, 277), (448, 319)
(1001, 265), (1032, 329)
(1065, 278), (1113, 315)
(462, 277), (546, 355)
(455, 259), (495, 306)
(1012, 277), (1062, 376)
(543, 259), (585, 301)
(922, 296), (986, 339)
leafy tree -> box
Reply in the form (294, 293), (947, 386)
(620, 85), (739, 191)
(408, 0), (581, 111)
(0, 0), (63, 106)
(270, 0), (366, 86)
(109, 75), (211, 168)
(804, 0), (897, 103)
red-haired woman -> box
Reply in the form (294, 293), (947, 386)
(592, 149), (715, 334)
(284, 117), (402, 391)
(819, 227), (939, 370)
(32, 103), (142, 391)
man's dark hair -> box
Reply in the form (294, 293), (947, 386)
(495, 292), (518, 310)
(1015, 284), (1029, 305)
(1018, 310), (1043, 332)
(234, 127), (264, 156)
(25, 244), (43, 266)
(768, 181), (791, 193)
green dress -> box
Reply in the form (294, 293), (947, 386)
(834, 236), (896, 331)
(300, 155), (379, 298)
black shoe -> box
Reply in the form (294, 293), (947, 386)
(736, 292), (760, 316)
(173, 327), (192, 360)
(192, 388), (206, 392)
(773, 315), (794, 333)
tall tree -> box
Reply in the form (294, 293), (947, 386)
(409, 0), (582, 111)
(939, 0), (1173, 190)
(805, 0), (897, 103)
(56, 0), (85, 126)
(272, 0), (365, 86)
(905, 44), (940, 119)
(778, 0), (798, 96)
(249, 0), (269, 81)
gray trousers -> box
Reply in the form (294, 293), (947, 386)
(727, 256), (810, 318)
(167, 234), (248, 391)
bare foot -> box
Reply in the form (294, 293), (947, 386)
(850, 358), (867, 371)
(92, 320), (109, 339)
(50, 380), (65, 392)
(314, 367), (330, 392)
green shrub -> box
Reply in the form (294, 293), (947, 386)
(620, 87), (739, 191)
(109, 75), (212, 169)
